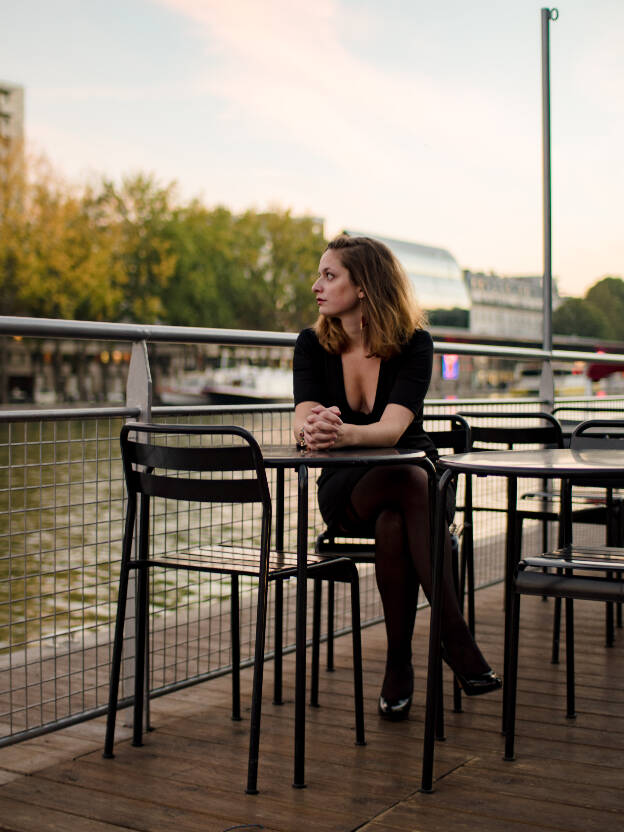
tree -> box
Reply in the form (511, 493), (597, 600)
(93, 174), (178, 322)
(162, 206), (325, 331)
(1, 151), (325, 331)
(0, 142), (27, 316)
(1, 149), (123, 321)
(585, 277), (624, 341)
(250, 210), (326, 332)
(552, 297), (611, 338)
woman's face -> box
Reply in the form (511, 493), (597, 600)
(313, 249), (363, 319)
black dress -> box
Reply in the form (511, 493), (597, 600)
(293, 327), (438, 530)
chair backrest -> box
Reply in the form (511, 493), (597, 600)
(458, 411), (564, 450)
(570, 418), (624, 450)
(423, 413), (471, 455)
(121, 422), (271, 503)
(120, 423), (272, 550)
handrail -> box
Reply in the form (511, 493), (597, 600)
(0, 406), (140, 423)
(2, 314), (624, 365)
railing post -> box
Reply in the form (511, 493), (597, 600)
(126, 340), (152, 422)
(122, 340), (153, 725)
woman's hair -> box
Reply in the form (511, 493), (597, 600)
(314, 235), (426, 358)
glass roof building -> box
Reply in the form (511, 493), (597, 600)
(344, 230), (471, 325)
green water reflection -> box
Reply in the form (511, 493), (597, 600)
(1, 411), (295, 653)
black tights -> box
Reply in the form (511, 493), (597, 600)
(346, 464), (489, 700)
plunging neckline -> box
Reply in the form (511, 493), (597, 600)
(339, 352), (382, 416)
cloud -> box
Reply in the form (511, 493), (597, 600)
(153, 0), (536, 183)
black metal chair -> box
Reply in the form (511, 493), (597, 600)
(529, 416), (624, 652)
(505, 419), (624, 760)
(312, 414), (472, 713)
(103, 423), (365, 794)
(459, 410), (565, 552)
(459, 410), (624, 659)
(552, 402), (624, 444)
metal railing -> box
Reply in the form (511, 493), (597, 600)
(2, 315), (623, 748)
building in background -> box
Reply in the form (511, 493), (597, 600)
(464, 270), (562, 341)
(0, 80), (24, 157)
(344, 230), (471, 328)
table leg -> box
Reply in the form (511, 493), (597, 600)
(293, 463), (308, 788)
(421, 466), (450, 793)
(502, 477), (518, 734)
(273, 469), (285, 705)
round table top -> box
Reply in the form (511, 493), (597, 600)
(438, 447), (624, 479)
(261, 444), (427, 468)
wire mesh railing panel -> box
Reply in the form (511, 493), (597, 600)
(0, 415), (126, 742)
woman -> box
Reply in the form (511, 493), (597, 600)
(293, 234), (500, 721)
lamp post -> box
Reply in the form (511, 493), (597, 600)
(538, 7), (558, 407)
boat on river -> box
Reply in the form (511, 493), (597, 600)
(157, 364), (293, 405)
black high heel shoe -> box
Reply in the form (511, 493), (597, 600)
(452, 668), (502, 697)
(378, 663), (413, 721)
(378, 692), (412, 721)
(441, 647), (502, 697)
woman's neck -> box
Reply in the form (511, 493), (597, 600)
(340, 311), (365, 351)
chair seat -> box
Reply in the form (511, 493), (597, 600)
(142, 544), (356, 579)
(316, 534), (376, 562)
(516, 545), (624, 602)
(517, 503), (609, 523)
(522, 544), (624, 572)
(520, 489), (622, 505)
(515, 570), (624, 602)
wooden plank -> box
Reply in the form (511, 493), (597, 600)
(0, 795), (131, 832)
(384, 779), (624, 832)
(0, 776), (282, 832)
(0, 583), (622, 832)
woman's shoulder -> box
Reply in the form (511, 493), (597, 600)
(294, 328), (327, 362)
(402, 328), (433, 353)
(295, 327), (323, 350)
(296, 326), (318, 342)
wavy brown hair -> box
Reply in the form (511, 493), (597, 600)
(314, 235), (426, 358)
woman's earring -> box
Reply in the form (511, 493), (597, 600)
(360, 297), (367, 330)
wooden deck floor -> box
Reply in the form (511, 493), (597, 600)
(0, 582), (623, 832)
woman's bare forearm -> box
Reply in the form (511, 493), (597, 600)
(294, 402), (414, 450)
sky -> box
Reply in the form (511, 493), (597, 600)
(2, 0), (623, 298)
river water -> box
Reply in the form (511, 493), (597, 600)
(0, 411), (302, 654)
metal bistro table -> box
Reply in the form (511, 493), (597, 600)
(260, 444), (431, 789)
(421, 447), (624, 793)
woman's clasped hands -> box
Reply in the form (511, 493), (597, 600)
(301, 405), (345, 450)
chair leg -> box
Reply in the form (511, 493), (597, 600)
(606, 592), (614, 648)
(326, 579), (335, 671)
(504, 589), (521, 762)
(551, 506), (565, 662)
(615, 502), (623, 629)
(144, 583), (152, 734)
(272, 578), (283, 705)
(551, 593), (562, 664)
(349, 572), (366, 746)
(606, 496), (616, 644)
(451, 534), (463, 714)
(462, 476), (476, 635)
(310, 578), (322, 707)
(231, 574), (241, 721)
(103, 561), (131, 758)
(435, 659), (446, 741)
(565, 597), (576, 719)
(246, 565), (270, 795)
(133, 564), (148, 748)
